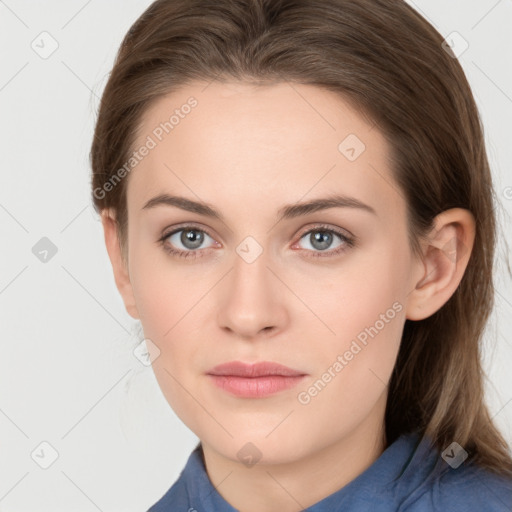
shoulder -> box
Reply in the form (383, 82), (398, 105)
(146, 478), (188, 512)
(146, 443), (206, 512)
(403, 463), (512, 512)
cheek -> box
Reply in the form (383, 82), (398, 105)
(303, 250), (407, 393)
(129, 244), (190, 335)
(293, 288), (404, 442)
(298, 249), (405, 339)
(130, 256), (204, 419)
(128, 248), (207, 371)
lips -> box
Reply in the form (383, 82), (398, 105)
(206, 361), (308, 398)
(207, 361), (306, 378)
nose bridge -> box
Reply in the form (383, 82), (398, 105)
(233, 238), (269, 289)
(217, 234), (285, 337)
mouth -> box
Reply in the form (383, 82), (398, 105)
(206, 361), (308, 398)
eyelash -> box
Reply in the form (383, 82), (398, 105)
(157, 223), (356, 260)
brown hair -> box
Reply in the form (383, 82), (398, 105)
(90, 0), (512, 477)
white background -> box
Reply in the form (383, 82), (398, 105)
(0, 1), (511, 510)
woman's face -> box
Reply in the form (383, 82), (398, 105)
(119, 81), (424, 463)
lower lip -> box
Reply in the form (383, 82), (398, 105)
(207, 374), (307, 398)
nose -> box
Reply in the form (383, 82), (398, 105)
(216, 245), (288, 339)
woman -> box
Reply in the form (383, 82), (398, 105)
(90, 0), (512, 510)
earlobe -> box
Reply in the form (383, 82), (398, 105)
(101, 209), (140, 320)
(405, 208), (475, 321)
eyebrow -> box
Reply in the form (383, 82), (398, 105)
(141, 193), (377, 221)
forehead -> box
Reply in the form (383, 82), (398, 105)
(127, 81), (403, 222)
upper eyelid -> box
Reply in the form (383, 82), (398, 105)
(162, 223), (215, 240)
(297, 224), (353, 238)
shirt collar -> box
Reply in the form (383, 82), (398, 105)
(152, 430), (446, 511)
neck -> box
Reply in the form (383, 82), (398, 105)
(201, 392), (388, 512)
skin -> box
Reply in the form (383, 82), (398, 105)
(101, 81), (476, 512)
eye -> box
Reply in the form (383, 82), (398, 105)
(158, 223), (356, 260)
(158, 225), (217, 259)
(293, 225), (355, 258)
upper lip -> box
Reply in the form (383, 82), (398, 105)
(207, 361), (307, 378)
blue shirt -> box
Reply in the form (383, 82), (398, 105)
(147, 431), (512, 511)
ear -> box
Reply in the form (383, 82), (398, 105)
(405, 208), (476, 321)
(101, 209), (140, 320)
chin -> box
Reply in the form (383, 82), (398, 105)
(202, 429), (315, 467)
